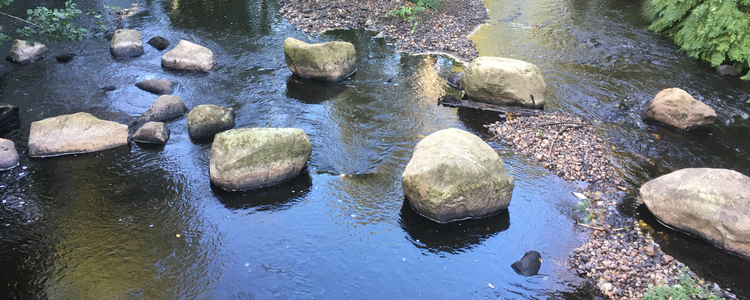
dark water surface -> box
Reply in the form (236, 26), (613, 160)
(0, 0), (748, 299)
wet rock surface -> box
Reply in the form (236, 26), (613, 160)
(643, 88), (716, 131)
(135, 79), (177, 95)
(28, 112), (129, 157)
(133, 121), (170, 144)
(147, 36), (170, 50)
(6, 39), (49, 64)
(161, 40), (217, 73)
(110, 29), (144, 58)
(277, 0), (486, 62)
(187, 105), (235, 140)
(134, 95), (188, 127)
(0, 138), (19, 171)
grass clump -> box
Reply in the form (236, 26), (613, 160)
(643, 267), (725, 300)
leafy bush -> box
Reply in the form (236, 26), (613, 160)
(0, 0), (107, 43)
(643, 267), (725, 300)
(643, 0), (750, 79)
(386, 4), (426, 21)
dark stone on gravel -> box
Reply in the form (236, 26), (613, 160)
(148, 36), (170, 50)
(511, 251), (542, 276)
(55, 53), (76, 63)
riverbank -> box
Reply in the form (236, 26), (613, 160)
(277, 0), (486, 62)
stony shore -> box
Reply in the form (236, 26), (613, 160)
(277, 1), (737, 298)
(277, 0), (486, 62)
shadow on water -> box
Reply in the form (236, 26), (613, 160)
(211, 170), (312, 211)
(399, 199), (511, 254)
(635, 204), (750, 297)
(285, 75), (347, 104)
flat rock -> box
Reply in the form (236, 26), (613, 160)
(134, 95), (188, 127)
(147, 36), (170, 50)
(187, 105), (235, 140)
(28, 112), (129, 157)
(135, 79), (177, 95)
(161, 40), (216, 72)
(461, 56), (546, 108)
(110, 29), (144, 58)
(643, 88), (716, 131)
(209, 127), (312, 191)
(6, 39), (49, 64)
(641, 168), (750, 259)
(401, 128), (515, 223)
(0, 138), (19, 170)
(133, 121), (170, 144)
(284, 37), (356, 82)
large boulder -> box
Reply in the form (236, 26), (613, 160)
(133, 122), (170, 144)
(110, 29), (144, 58)
(0, 138), (19, 171)
(461, 57), (546, 108)
(134, 95), (188, 127)
(161, 40), (216, 72)
(28, 112), (129, 157)
(401, 128), (515, 223)
(135, 79), (177, 95)
(643, 88), (716, 131)
(6, 39), (49, 64)
(187, 105), (235, 140)
(283, 37), (356, 82)
(640, 168), (750, 259)
(0, 104), (19, 132)
(209, 127), (312, 191)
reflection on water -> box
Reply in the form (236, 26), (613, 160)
(0, 0), (748, 298)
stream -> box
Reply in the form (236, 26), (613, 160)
(0, 0), (748, 298)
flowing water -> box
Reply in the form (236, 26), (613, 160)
(0, 0), (747, 299)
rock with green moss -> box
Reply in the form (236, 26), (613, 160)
(401, 128), (515, 223)
(187, 105), (235, 140)
(209, 127), (312, 191)
(641, 168), (750, 259)
(283, 37), (356, 82)
(6, 39), (49, 64)
(461, 57), (546, 108)
(28, 112), (129, 157)
(110, 29), (143, 58)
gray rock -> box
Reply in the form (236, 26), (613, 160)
(133, 122), (170, 144)
(110, 29), (143, 58)
(461, 56), (546, 108)
(717, 65), (739, 76)
(135, 79), (177, 95)
(0, 104), (19, 132)
(284, 37), (356, 82)
(6, 39), (49, 64)
(55, 53), (76, 63)
(187, 105), (235, 140)
(134, 95), (188, 127)
(209, 127), (312, 191)
(447, 72), (463, 90)
(641, 168), (750, 259)
(0, 138), (19, 170)
(401, 128), (515, 223)
(643, 88), (716, 131)
(28, 112), (129, 157)
(147, 36), (170, 50)
(161, 40), (216, 72)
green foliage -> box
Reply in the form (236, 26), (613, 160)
(0, 0), (110, 44)
(386, 4), (426, 21)
(643, 0), (750, 79)
(643, 267), (725, 300)
(409, 0), (444, 10)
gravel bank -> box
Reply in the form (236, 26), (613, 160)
(277, 0), (487, 62)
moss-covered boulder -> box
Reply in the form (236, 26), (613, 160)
(642, 88), (716, 131)
(641, 168), (750, 259)
(187, 105), (235, 140)
(6, 39), (49, 64)
(110, 29), (143, 58)
(461, 57), (546, 108)
(209, 127), (312, 191)
(28, 112), (129, 157)
(283, 37), (356, 82)
(401, 128), (515, 223)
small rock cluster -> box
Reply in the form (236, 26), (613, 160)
(277, 0), (487, 61)
(486, 112), (623, 191)
(567, 221), (733, 299)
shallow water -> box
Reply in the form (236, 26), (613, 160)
(0, 0), (748, 298)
